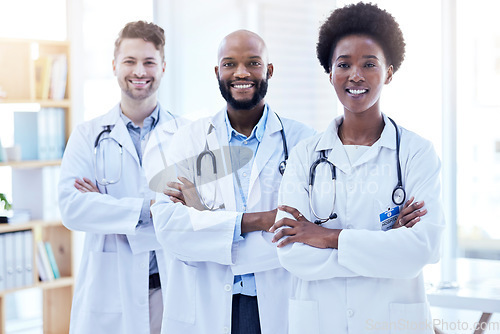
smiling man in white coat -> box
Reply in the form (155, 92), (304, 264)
(148, 30), (315, 334)
(58, 21), (186, 334)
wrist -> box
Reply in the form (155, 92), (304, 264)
(327, 229), (342, 249)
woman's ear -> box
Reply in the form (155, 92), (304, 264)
(329, 71), (334, 85)
(385, 65), (394, 85)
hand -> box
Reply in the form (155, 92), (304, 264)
(269, 205), (340, 249)
(392, 196), (427, 229)
(74, 177), (100, 193)
(165, 176), (205, 211)
(241, 209), (277, 233)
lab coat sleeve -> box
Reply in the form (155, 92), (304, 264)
(337, 137), (444, 279)
(150, 123), (240, 265)
(58, 123), (143, 235)
(152, 194), (240, 264)
(276, 140), (359, 281)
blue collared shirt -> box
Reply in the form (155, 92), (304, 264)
(120, 105), (159, 275)
(225, 106), (269, 296)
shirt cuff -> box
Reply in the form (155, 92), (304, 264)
(136, 199), (151, 227)
(233, 213), (244, 242)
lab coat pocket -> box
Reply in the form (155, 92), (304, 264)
(87, 252), (122, 313)
(389, 302), (433, 333)
(289, 299), (320, 334)
(164, 260), (196, 324)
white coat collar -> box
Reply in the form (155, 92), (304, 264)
(205, 104), (282, 210)
(315, 113), (398, 173)
(94, 104), (139, 165)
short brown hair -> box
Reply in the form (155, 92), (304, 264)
(114, 21), (166, 60)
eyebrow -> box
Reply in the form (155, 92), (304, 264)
(122, 56), (157, 60)
(221, 56), (263, 61)
(335, 55), (380, 61)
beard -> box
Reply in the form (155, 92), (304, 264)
(218, 77), (269, 110)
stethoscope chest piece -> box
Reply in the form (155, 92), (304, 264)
(392, 186), (406, 206)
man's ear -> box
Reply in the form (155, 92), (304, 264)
(112, 59), (116, 75)
(214, 66), (219, 79)
(385, 65), (394, 85)
(267, 63), (274, 79)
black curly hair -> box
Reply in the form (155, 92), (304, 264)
(317, 2), (405, 74)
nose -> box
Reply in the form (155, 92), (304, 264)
(133, 63), (146, 77)
(348, 66), (364, 82)
(234, 63), (250, 79)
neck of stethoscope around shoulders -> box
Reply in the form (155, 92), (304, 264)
(308, 117), (405, 224)
(194, 112), (289, 210)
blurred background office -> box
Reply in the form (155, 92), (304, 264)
(1, 0), (499, 333)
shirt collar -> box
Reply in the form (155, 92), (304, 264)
(225, 104), (269, 143)
(120, 104), (160, 130)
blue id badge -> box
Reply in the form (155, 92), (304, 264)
(379, 206), (400, 231)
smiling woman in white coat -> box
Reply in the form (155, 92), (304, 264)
(270, 3), (445, 334)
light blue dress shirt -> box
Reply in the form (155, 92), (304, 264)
(120, 105), (159, 275)
(225, 106), (269, 296)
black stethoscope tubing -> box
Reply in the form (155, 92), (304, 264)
(196, 113), (289, 178)
(309, 117), (405, 224)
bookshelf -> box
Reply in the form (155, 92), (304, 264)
(0, 38), (73, 334)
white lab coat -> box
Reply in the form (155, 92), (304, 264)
(149, 106), (316, 334)
(58, 104), (183, 334)
(275, 114), (445, 334)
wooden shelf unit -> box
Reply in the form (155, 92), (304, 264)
(0, 38), (73, 334)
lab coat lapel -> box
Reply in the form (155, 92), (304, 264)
(109, 119), (140, 166)
(247, 111), (281, 206)
(317, 117), (352, 175)
(97, 104), (140, 166)
(211, 111), (237, 211)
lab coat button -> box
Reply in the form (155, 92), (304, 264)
(223, 327), (230, 333)
(224, 284), (232, 292)
(347, 309), (354, 317)
(347, 224), (354, 229)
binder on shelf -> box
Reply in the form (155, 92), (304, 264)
(44, 242), (60, 279)
(36, 248), (48, 282)
(0, 233), (5, 291)
(34, 55), (52, 100)
(13, 109), (66, 161)
(23, 230), (34, 286)
(36, 240), (54, 281)
(49, 54), (67, 100)
(13, 231), (24, 288)
(5, 232), (15, 289)
(14, 112), (39, 161)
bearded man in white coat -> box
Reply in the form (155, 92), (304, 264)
(58, 21), (186, 334)
(148, 30), (315, 334)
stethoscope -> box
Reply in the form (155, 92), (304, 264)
(94, 125), (123, 187)
(309, 117), (405, 225)
(94, 111), (178, 189)
(195, 113), (288, 211)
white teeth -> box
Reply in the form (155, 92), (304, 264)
(132, 80), (147, 84)
(348, 89), (367, 95)
(233, 84), (252, 89)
